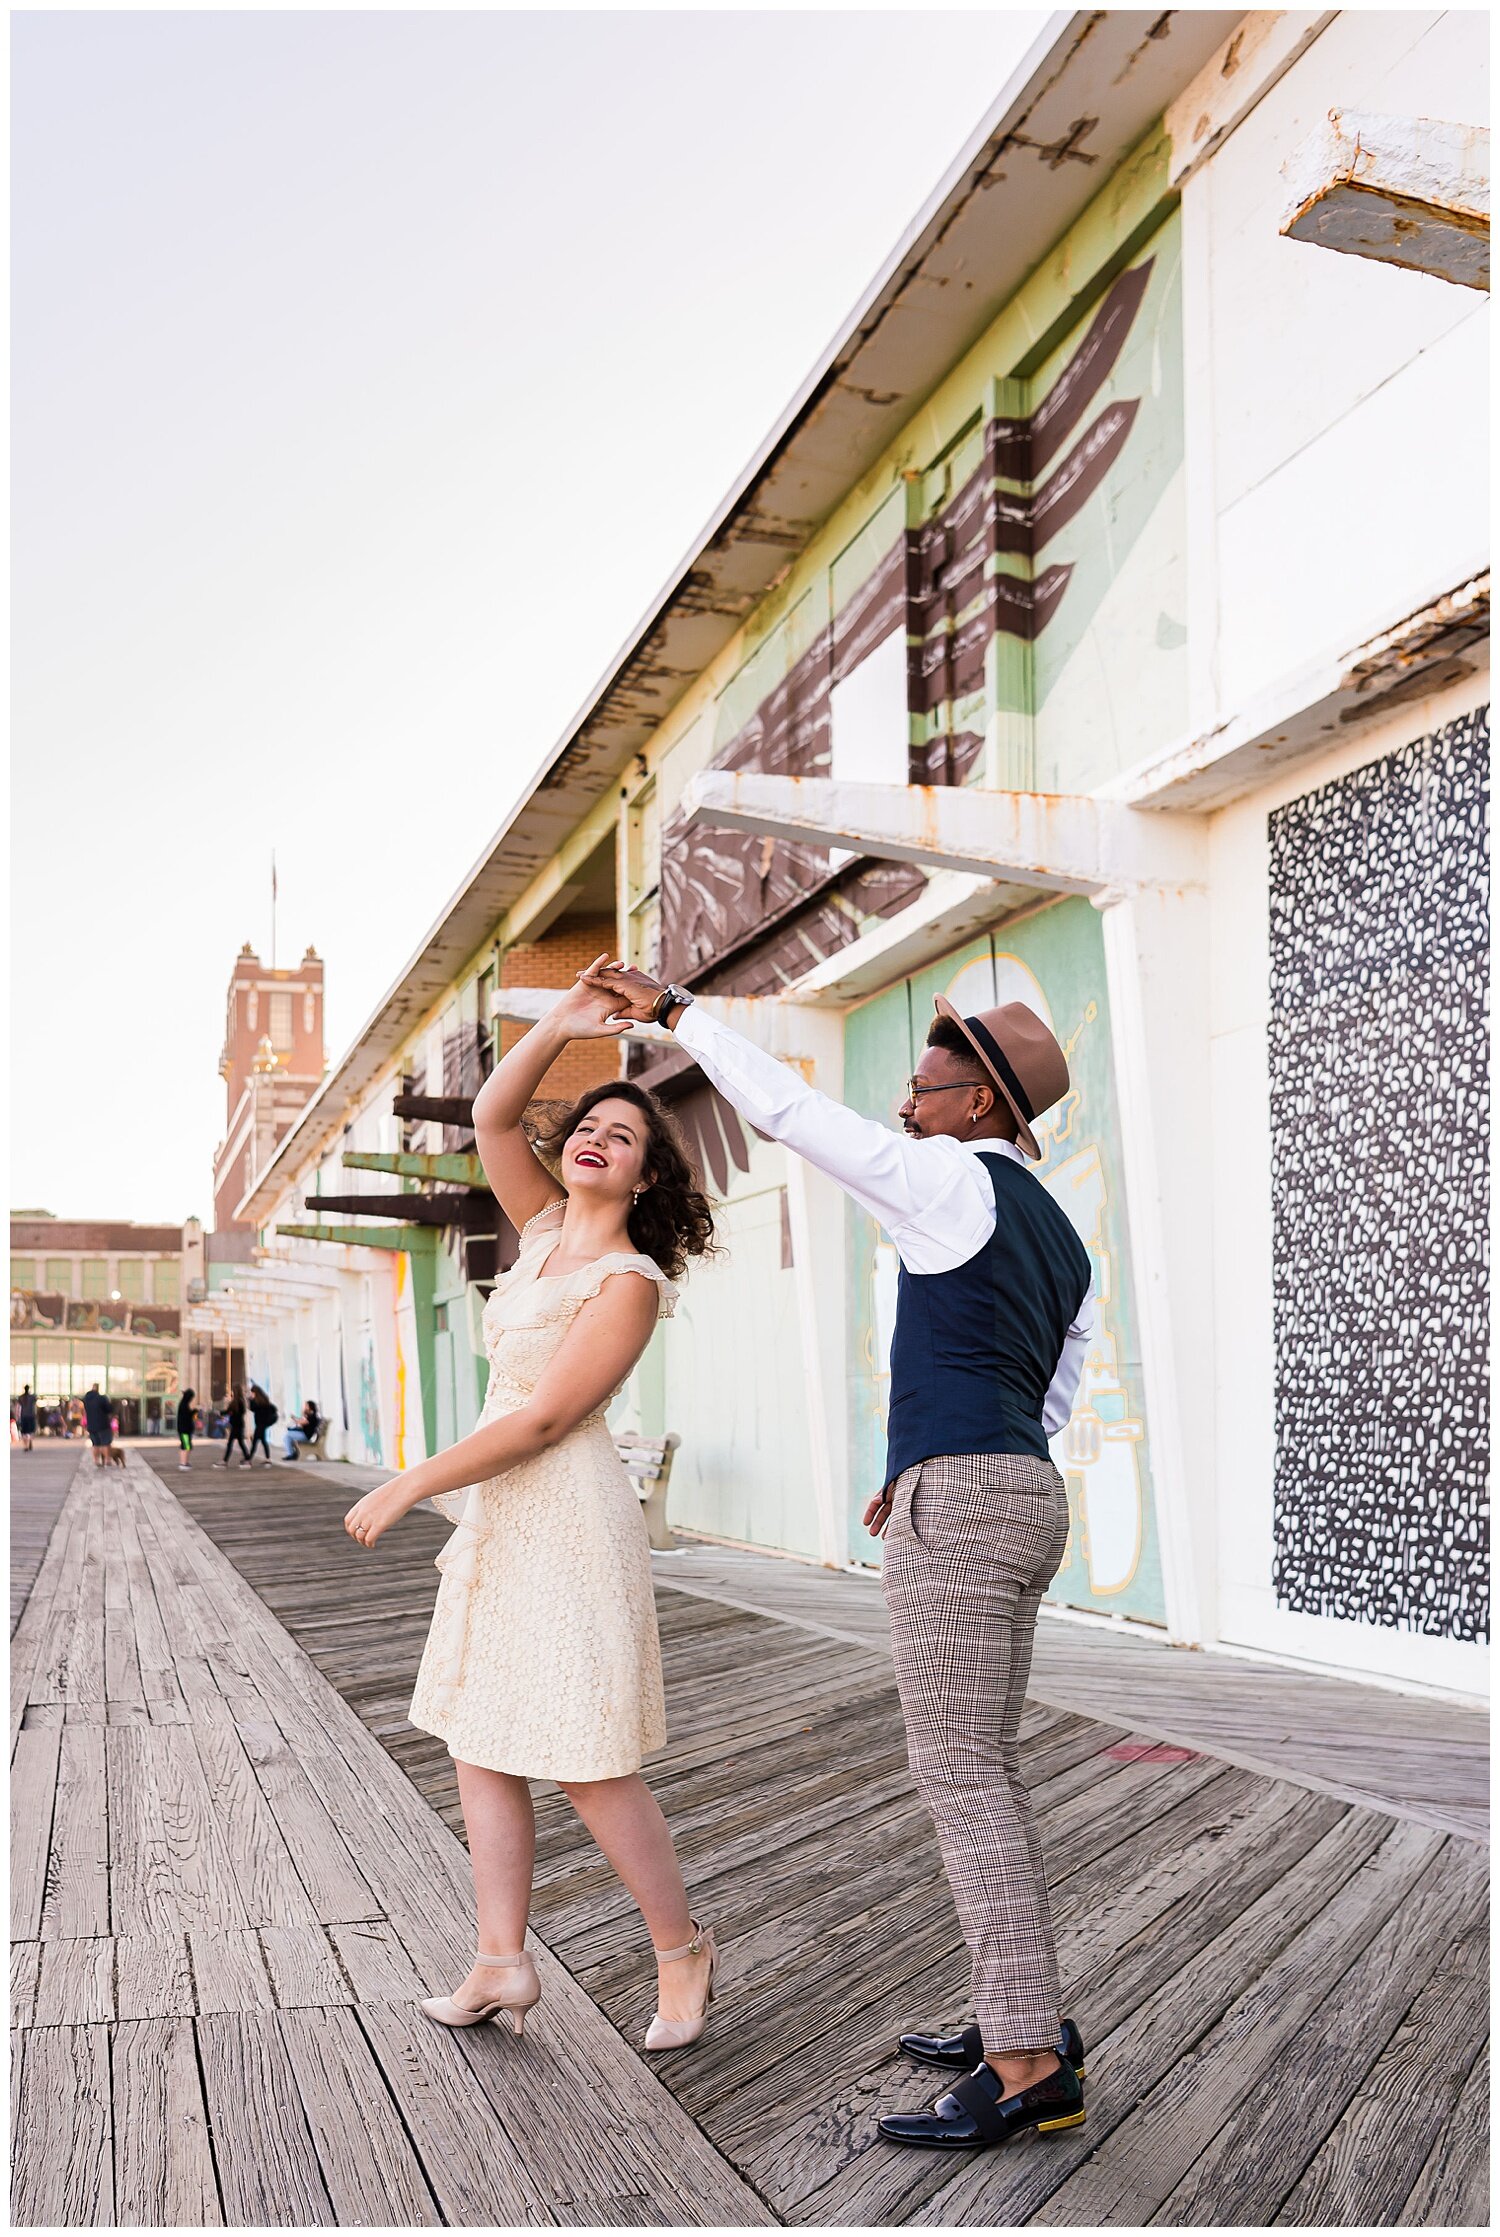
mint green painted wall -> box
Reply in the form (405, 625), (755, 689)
(843, 901), (1166, 1624)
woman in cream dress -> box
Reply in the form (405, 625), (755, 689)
(343, 964), (719, 2049)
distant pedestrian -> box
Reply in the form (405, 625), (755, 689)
(176, 1388), (198, 1472)
(247, 1384), (278, 1465)
(216, 1386), (251, 1468)
(282, 1398), (322, 1461)
(16, 1385), (37, 1452)
(82, 1382), (113, 1467)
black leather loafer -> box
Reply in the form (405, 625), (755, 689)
(898, 2016), (1086, 2080)
(878, 2057), (1086, 2150)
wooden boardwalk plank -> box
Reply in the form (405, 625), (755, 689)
(16, 1471), (91, 1733)
(715, 1768), (1311, 2168)
(197, 2007), (334, 2227)
(972, 1818), (1448, 2231)
(111, 2016), (222, 2228)
(189, 1926), (275, 2014)
(105, 1723), (180, 1936)
(279, 2006), (441, 2225)
(40, 1724), (110, 1940)
(10, 1447), (83, 1641)
(355, 1998), (560, 2224)
(791, 1804), (1396, 2228)
(10, 2022), (113, 2227)
(260, 1925), (354, 2009)
(9, 1724), (60, 1940)
(153, 1723), (253, 1930)
(1396, 2040), (1490, 2228)
(1158, 1836), (1487, 2224)
(10, 1939), (40, 2030)
(114, 1931), (194, 2022)
(61, 1491), (108, 1725)
(191, 1715), (323, 1929)
(33, 1933), (115, 2026)
(99, 1478), (145, 1710)
(1270, 1862), (1489, 2227)
(326, 1917), (432, 2006)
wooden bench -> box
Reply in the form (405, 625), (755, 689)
(614, 1431), (680, 1551)
(279, 1417), (331, 1464)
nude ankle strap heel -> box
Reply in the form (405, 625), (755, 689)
(644, 1921), (717, 2053)
(421, 1950), (541, 2036)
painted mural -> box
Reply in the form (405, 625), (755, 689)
(843, 902), (1166, 1624)
(1268, 709), (1489, 1643)
(655, 229), (1182, 995)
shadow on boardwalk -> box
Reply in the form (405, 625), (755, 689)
(9, 1447), (1490, 2227)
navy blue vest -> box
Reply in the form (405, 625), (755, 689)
(885, 1151), (1092, 1481)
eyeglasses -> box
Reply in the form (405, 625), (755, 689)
(903, 1078), (989, 1102)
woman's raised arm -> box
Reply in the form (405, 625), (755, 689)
(471, 959), (632, 1230)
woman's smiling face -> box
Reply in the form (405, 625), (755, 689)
(562, 1097), (650, 1199)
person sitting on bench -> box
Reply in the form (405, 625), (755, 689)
(282, 1399), (322, 1460)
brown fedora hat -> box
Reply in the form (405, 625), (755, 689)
(932, 995), (1068, 1162)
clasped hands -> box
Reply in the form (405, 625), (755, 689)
(568, 954), (665, 1027)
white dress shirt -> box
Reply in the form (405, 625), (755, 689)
(674, 1002), (1096, 1435)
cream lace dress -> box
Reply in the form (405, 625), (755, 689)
(407, 1201), (675, 1782)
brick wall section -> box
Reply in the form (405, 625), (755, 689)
(500, 916), (624, 1104)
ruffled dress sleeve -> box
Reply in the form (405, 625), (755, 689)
(563, 1252), (677, 1321)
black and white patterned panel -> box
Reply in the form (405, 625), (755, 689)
(1268, 706), (1489, 1642)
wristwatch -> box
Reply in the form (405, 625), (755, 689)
(651, 983), (694, 1027)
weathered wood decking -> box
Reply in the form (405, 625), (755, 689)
(63, 1445), (1483, 2229)
(647, 1541), (1490, 1845)
(9, 1451), (769, 2228)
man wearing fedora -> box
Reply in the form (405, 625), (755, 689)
(583, 956), (1096, 2153)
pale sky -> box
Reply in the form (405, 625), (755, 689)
(12, 7), (1045, 1224)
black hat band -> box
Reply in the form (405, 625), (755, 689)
(965, 1014), (1036, 1124)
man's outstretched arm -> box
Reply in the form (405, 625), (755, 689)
(586, 964), (993, 1275)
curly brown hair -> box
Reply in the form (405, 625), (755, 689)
(537, 1082), (719, 1282)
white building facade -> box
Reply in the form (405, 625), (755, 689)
(216, 10), (1488, 1703)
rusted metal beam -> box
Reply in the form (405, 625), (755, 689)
(302, 1193), (495, 1228)
(273, 1224), (441, 1254)
(391, 1094), (473, 1126)
(1120, 572), (1489, 811)
(680, 774), (1207, 899)
(343, 1149), (488, 1187)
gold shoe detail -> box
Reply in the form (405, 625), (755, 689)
(644, 1922), (717, 2052)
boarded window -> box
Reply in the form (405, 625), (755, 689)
(268, 992), (294, 1050)
(45, 1259), (71, 1293)
(80, 1260), (108, 1299)
(151, 1261), (180, 1307)
(116, 1259), (146, 1299)
(11, 1258), (36, 1290)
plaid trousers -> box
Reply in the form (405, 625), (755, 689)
(882, 1451), (1071, 2054)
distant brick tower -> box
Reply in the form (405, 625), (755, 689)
(211, 944), (327, 1236)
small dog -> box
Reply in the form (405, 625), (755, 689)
(103, 1445), (128, 1469)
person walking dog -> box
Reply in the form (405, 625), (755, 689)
(586, 957), (1095, 2153)
(82, 1381), (114, 1468)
